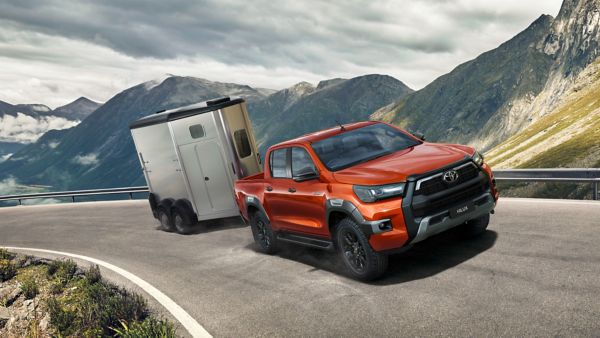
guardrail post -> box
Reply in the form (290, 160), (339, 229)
(72, 196), (75, 203)
(18, 199), (21, 205)
(129, 192), (133, 199)
(594, 181), (599, 201)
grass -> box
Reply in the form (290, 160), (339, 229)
(20, 275), (39, 299)
(111, 318), (178, 338)
(0, 252), (178, 337)
(486, 59), (600, 168)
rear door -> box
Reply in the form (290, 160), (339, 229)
(171, 112), (237, 217)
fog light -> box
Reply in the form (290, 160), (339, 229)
(378, 221), (392, 231)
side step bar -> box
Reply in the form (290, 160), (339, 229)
(276, 232), (334, 251)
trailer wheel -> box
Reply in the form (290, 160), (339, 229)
(250, 211), (278, 254)
(172, 206), (194, 235)
(157, 206), (174, 232)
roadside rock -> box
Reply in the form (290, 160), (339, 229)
(0, 287), (22, 307)
(0, 306), (9, 329)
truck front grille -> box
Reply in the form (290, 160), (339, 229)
(412, 181), (488, 218)
(415, 162), (479, 196)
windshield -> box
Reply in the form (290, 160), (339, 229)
(311, 124), (421, 171)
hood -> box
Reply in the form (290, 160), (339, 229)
(332, 143), (473, 185)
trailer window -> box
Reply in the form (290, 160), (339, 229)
(270, 148), (288, 178)
(234, 129), (252, 158)
(189, 124), (205, 139)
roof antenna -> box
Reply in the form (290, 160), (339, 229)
(336, 120), (346, 131)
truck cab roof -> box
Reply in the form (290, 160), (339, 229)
(270, 121), (380, 149)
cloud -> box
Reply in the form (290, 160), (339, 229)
(72, 153), (99, 166)
(0, 112), (79, 143)
(0, 0), (564, 107)
(0, 176), (19, 194)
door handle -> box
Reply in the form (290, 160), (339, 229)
(266, 186), (273, 192)
(288, 187), (296, 193)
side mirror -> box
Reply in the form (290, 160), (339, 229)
(293, 168), (319, 182)
(413, 132), (425, 141)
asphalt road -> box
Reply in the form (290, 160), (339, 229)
(1, 198), (599, 337)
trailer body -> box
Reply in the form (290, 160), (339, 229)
(129, 97), (261, 225)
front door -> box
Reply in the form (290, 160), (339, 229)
(283, 147), (328, 236)
(263, 146), (327, 235)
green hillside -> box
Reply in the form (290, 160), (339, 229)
(486, 59), (600, 199)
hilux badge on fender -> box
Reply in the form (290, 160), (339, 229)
(443, 170), (459, 183)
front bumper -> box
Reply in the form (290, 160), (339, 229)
(411, 192), (495, 243)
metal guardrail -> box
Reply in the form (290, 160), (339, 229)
(493, 168), (600, 200)
(0, 169), (598, 205)
(0, 186), (149, 205)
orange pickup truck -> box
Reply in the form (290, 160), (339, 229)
(235, 121), (498, 280)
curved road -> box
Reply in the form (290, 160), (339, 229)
(1, 198), (599, 337)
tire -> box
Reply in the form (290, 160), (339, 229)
(462, 213), (490, 237)
(250, 211), (279, 254)
(334, 218), (388, 281)
(149, 193), (159, 218)
(171, 205), (194, 235)
(157, 206), (174, 232)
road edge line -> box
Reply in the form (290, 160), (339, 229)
(1, 246), (211, 338)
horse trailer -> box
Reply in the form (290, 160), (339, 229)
(129, 97), (262, 233)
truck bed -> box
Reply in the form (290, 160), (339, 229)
(239, 172), (264, 181)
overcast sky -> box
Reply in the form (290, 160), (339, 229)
(0, 0), (563, 108)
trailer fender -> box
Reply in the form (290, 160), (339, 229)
(149, 193), (160, 218)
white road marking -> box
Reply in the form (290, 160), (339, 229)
(500, 198), (600, 206)
(1, 246), (211, 338)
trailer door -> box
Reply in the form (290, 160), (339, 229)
(221, 104), (262, 178)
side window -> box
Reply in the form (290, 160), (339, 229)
(270, 148), (288, 178)
(189, 124), (205, 139)
(233, 129), (252, 158)
(292, 147), (316, 177)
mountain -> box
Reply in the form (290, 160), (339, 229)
(0, 74), (411, 190)
(247, 81), (316, 137)
(0, 76), (270, 189)
(485, 59), (600, 199)
(250, 74), (413, 154)
(374, 0), (600, 152)
(52, 97), (101, 121)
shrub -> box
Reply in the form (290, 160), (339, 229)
(48, 280), (64, 295)
(21, 276), (39, 299)
(46, 259), (78, 284)
(85, 264), (102, 284)
(47, 297), (77, 336)
(0, 259), (16, 282)
(112, 318), (178, 338)
(78, 282), (149, 336)
(0, 248), (12, 260)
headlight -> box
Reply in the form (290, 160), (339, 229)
(353, 183), (405, 203)
(473, 151), (484, 166)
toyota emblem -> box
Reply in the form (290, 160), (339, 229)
(443, 170), (459, 183)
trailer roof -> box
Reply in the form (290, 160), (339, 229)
(129, 97), (244, 129)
